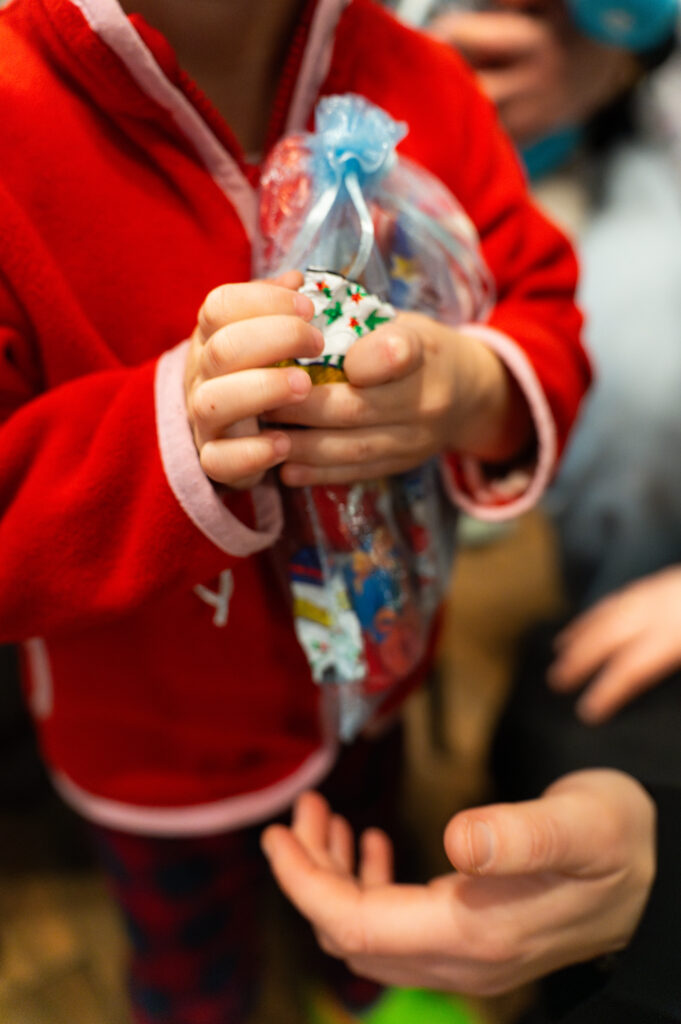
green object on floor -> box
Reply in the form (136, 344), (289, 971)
(363, 988), (479, 1024)
(306, 985), (481, 1024)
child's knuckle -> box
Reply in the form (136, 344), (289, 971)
(199, 444), (220, 480)
(202, 334), (226, 375)
(338, 391), (365, 427)
(352, 436), (373, 462)
(200, 286), (226, 333)
(189, 384), (214, 426)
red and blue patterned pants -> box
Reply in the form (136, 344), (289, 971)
(90, 732), (404, 1024)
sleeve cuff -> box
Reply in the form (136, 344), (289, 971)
(154, 341), (283, 557)
(440, 325), (558, 522)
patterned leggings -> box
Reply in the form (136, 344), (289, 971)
(90, 732), (403, 1024)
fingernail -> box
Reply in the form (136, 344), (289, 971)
(281, 464), (304, 487)
(310, 326), (325, 352)
(386, 334), (409, 366)
(272, 433), (290, 458)
(260, 830), (273, 858)
(471, 821), (494, 870)
(287, 368), (310, 395)
(294, 294), (315, 320)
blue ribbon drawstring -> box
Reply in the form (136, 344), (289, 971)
(277, 95), (407, 279)
(272, 93), (494, 322)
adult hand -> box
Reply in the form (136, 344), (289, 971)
(262, 770), (655, 994)
(267, 312), (532, 487)
(429, 2), (639, 144)
(549, 566), (681, 723)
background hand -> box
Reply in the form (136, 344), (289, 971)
(549, 566), (681, 722)
(429, 2), (639, 144)
(262, 771), (655, 994)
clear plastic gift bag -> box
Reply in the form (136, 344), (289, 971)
(257, 95), (493, 739)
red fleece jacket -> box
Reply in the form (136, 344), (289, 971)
(0, 0), (589, 834)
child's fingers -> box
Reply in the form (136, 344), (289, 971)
(281, 424), (431, 471)
(189, 366), (311, 439)
(359, 829), (394, 888)
(280, 455), (416, 488)
(199, 315), (324, 380)
(266, 374), (420, 430)
(342, 326), (423, 388)
(269, 270), (305, 290)
(197, 281), (314, 339)
(199, 431), (291, 488)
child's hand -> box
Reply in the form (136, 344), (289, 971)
(184, 272), (323, 489)
(261, 772), (654, 995)
(266, 312), (532, 487)
(548, 566), (681, 723)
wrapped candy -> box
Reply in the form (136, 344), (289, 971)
(258, 96), (493, 739)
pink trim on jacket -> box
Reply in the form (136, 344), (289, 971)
(155, 341), (283, 557)
(51, 743), (337, 836)
(23, 638), (54, 720)
(66, 0), (258, 241)
(441, 325), (558, 521)
(286, 0), (351, 132)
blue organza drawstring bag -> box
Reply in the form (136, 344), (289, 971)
(257, 95), (493, 739)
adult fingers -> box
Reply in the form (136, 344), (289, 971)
(430, 10), (546, 64)
(553, 590), (632, 653)
(342, 322), (423, 388)
(199, 431), (291, 488)
(262, 828), (463, 958)
(359, 829), (394, 888)
(197, 280), (314, 339)
(189, 365), (311, 440)
(576, 639), (679, 724)
(292, 791), (333, 859)
(199, 315), (324, 380)
(548, 596), (636, 692)
(444, 778), (629, 878)
(261, 824), (364, 940)
(329, 815), (355, 875)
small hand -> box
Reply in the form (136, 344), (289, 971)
(266, 312), (531, 487)
(549, 566), (681, 723)
(262, 771), (655, 994)
(184, 271), (323, 488)
(430, 4), (639, 144)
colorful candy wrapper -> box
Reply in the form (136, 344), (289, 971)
(257, 96), (493, 739)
